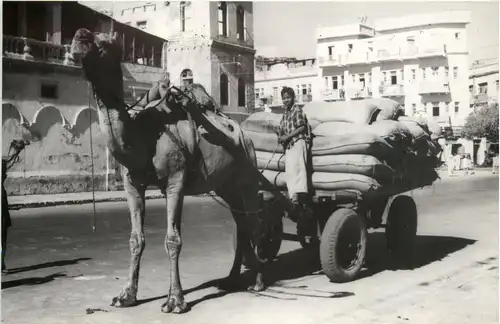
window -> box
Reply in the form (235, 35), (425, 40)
(368, 72), (372, 85)
(238, 78), (245, 107)
(390, 71), (397, 85)
(445, 66), (449, 78)
(359, 74), (365, 87)
(469, 85), (473, 95)
(445, 102), (450, 113)
(332, 76), (338, 90)
(454, 101), (459, 113)
(411, 69), (416, 80)
(479, 82), (488, 94)
(340, 75), (344, 87)
(422, 68), (427, 80)
(348, 44), (353, 52)
(136, 20), (147, 30)
(255, 88), (260, 100)
(401, 69), (404, 81)
(496, 80), (499, 92)
(352, 74), (356, 84)
(328, 46), (335, 56)
(324, 77), (329, 88)
(180, 2), (186, 32)
(301, 84), (308, 97)
(236, 6), (245, 41)
(431, 66), (439, 77)
(412, 103), (416, 114)
(455, 32), (461, 39)
(453, 67), (458, 79)
(273, 87), (278, 101)
(308, 84), (312, 94)
(432, 102), (440, 117)
(383, 72), (387, 84)
(218, 2), (227, 37)
(41, 83), (58, 99)
(220, 73), (229, 105)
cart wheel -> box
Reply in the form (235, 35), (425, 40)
(385, 195), (418, 267)
(320, 208), (367, 283)
(232, 217), (283, 268)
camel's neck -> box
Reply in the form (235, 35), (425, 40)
(94, 94), (147, 170)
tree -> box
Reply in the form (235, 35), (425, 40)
(462, 103), (499, 142)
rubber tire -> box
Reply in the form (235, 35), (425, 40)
(385, 195), (418, 266)
(232, 218), (283, 268)
(320, 208), (367, 283)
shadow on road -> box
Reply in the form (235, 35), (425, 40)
(2, 272), (67, 290)
(5, 257), (92, 275)
(359, 233), (477, 279)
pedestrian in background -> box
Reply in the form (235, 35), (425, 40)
(2, 139), (29, 274)
(493, 153), (499, 175)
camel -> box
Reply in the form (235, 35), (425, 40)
(70, 28), (273, 314)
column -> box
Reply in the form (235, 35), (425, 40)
(51, 3), (62, 44)
(343, 70), (350, 101)
(18, 2), (27, 36)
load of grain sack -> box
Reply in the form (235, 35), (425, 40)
(242, 100), (441, 198)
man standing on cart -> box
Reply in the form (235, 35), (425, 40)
(277, 87), (316, 243)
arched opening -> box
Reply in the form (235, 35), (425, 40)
(236, 6), (245, 41)
(238, 78), (246, 107)
(180, 68), (193, 85)
(220, 73), (229, 106)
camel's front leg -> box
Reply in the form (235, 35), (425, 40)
(111, 169), (146, 308)
(161, 179), (189, 314)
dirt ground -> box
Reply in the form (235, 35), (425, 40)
(2, 173), (498, 324)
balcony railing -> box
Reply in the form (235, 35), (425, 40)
(418, 79), (451, 94)
(297, 93), (312, 104)
(322, 89), (345, 101)
(470, 93), (490, 105)
(380, 84), (405, 97)
(350, 87), (372, 99)
(417, 43), (447, 58)
(318, 54), (344, 66)
(344, 51), (372, 65)
(377, 47), (401, 61)
(3, 35), (74, 66)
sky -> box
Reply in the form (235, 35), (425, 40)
(253, 0), (499, 62)
(83, 0), (499, 62)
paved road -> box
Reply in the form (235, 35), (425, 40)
(2, 174), (498, 324)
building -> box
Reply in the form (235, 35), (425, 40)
(469, 58), (499, 108)
(255, 57), (320, 113)
(316, 11), (471, 133)
(110, 1), (256, 114)
(2, 1), (166, 195)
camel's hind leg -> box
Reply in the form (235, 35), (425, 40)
(111, 168), (146, 308)
(216, 186), (266, 292)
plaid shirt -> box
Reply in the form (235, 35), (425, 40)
(277, 104), (311, 149)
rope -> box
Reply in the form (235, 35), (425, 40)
(88, 83), (97, 233)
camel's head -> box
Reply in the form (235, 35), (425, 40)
(71, 28), (96, 64)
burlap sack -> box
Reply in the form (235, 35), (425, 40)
(256, 152), (396, 183)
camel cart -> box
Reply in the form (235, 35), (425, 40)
(255, 187), (418, 283)
(171, 88), (418, 283)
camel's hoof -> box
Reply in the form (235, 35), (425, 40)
(161, 295), (190, 314)
(217, 276), (242, 292)
(110, 293), (137, 308)
(247, 282), (266, 292)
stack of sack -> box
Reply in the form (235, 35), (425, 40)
(241, 98), (442, 199)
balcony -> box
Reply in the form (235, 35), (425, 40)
(318, 54), (344, 67)
(377, 47), (401, 62)
(350, 87), (372, 100)
(470, 93), (490, 106)
(380, 84), (405, 97)
(417, 43), (447, 58)
(344, 51), (371, 65)
(297, 93), (312, 104)
(3, 35), (74, 66)
(322, 89), (345, 101)
(418, 79), (451, 94)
